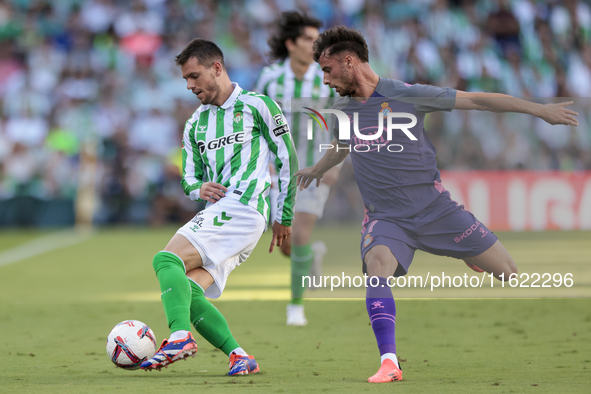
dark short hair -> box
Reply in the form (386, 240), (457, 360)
(175, 38), (225, 68)
(267, 11), (322, 62)
(313, 26), (369, 63)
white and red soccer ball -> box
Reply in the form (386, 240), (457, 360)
(106, 320), (157, 370)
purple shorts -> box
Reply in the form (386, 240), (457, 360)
(360, 191), (498, 277)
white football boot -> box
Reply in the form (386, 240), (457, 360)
(286, 304), (307, 326)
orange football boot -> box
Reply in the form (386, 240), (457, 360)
(368, 359), (402, 383)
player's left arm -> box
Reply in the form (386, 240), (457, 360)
(256, 96), (299, 252)
(454, 91), (579, 126)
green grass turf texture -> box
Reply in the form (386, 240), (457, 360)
(0, 226), (589, 393)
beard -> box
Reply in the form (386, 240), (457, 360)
(196, 79), (219, 105)
(336, 68), (356, 96)
(337, 83), (355, 97)
(337, 84), (355, 97)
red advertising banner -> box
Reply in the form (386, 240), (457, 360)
(439, 171), (591, 231)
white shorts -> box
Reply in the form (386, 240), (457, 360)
(294, 183), (330, 218)
(177, 196), (266, 299)
(269, 180), (330, 222)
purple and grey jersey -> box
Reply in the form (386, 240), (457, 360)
(333, 77), (457, 218)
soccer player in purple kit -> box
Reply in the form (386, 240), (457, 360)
(295, 27), (579, 383)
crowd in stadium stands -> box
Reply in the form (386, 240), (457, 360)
(0, 0), (589, 225)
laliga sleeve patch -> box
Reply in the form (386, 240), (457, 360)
(273, 114), (286, 126)
(273, 124), (289, 137)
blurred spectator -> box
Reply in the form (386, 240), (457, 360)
(5, 106), (48, 146)
(0, 0), (589, 226)
(486, 0), (521, 56)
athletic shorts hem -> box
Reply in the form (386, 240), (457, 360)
(444, 232), (498, 260)
(200, 265), (223, 299)
(174, 231), (225, 299)
(361, 236), (414, 277)
(176, 229), (221, 269)
(293, 183), (330, 219)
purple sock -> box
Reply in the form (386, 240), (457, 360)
(366, 276), (396, 356)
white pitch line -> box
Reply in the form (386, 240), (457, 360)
(0, 228), (93, 268)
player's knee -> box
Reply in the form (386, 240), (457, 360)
(506, 258), (518, 276)
(498, 257), (517, 280)
(364, 252), (398, 277)
(291, 231), (310, 246)
(152, 251), (185, 274)
(152, 252), (165, 273)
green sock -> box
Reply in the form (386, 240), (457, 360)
(152, 251), (192, 333)
(291, 244), (313, 304)
(189, 280), (240, 356)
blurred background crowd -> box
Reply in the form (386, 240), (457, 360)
(0, 0), (589, 226)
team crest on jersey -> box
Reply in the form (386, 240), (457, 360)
(381, 102), (392, 118)
(234, 112), (243, 123)
(363, 234), (373, 248)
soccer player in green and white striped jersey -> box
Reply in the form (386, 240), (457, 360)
(255, 12), (340, 326)
(141, 38), (298, 375)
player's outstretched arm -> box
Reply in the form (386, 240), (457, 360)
(454, 91), (579, 126)
(296, 138), (349, 191)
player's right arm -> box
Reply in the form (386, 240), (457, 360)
(180, 115), (227, 204)
(295, 138), (349, 190)
(396, 81), (578, 126)
(455, 91), (578, 126)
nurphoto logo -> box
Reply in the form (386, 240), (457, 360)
(303, 104), (418, 153)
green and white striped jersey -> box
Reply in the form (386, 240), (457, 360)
(181, 83), (298, 226)
(255, 58), (335, 167)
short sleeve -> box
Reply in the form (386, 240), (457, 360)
(404, 83), (457, 113)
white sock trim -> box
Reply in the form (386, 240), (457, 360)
(381, 353), (398, 368)
(169, 330), (190, 341)
(230, 347), (248, 357)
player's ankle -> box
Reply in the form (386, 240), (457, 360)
(381, 353), (399, 368)
(169, 330), (190, 342)
(230, 347), (248, 357)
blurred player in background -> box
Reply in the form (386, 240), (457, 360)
(296, 27), (578, 383)
(255, 11), (339, 326)
(141, 38), (298, 375)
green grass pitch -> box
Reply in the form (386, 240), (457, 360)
(0, 226), (589, 393)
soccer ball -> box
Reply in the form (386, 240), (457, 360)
(106, 320), (157, 370)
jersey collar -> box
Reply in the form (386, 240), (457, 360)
(200, 82), (242, 113)
(284, 57), (316, 82)
(220, 82), (242, 109)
